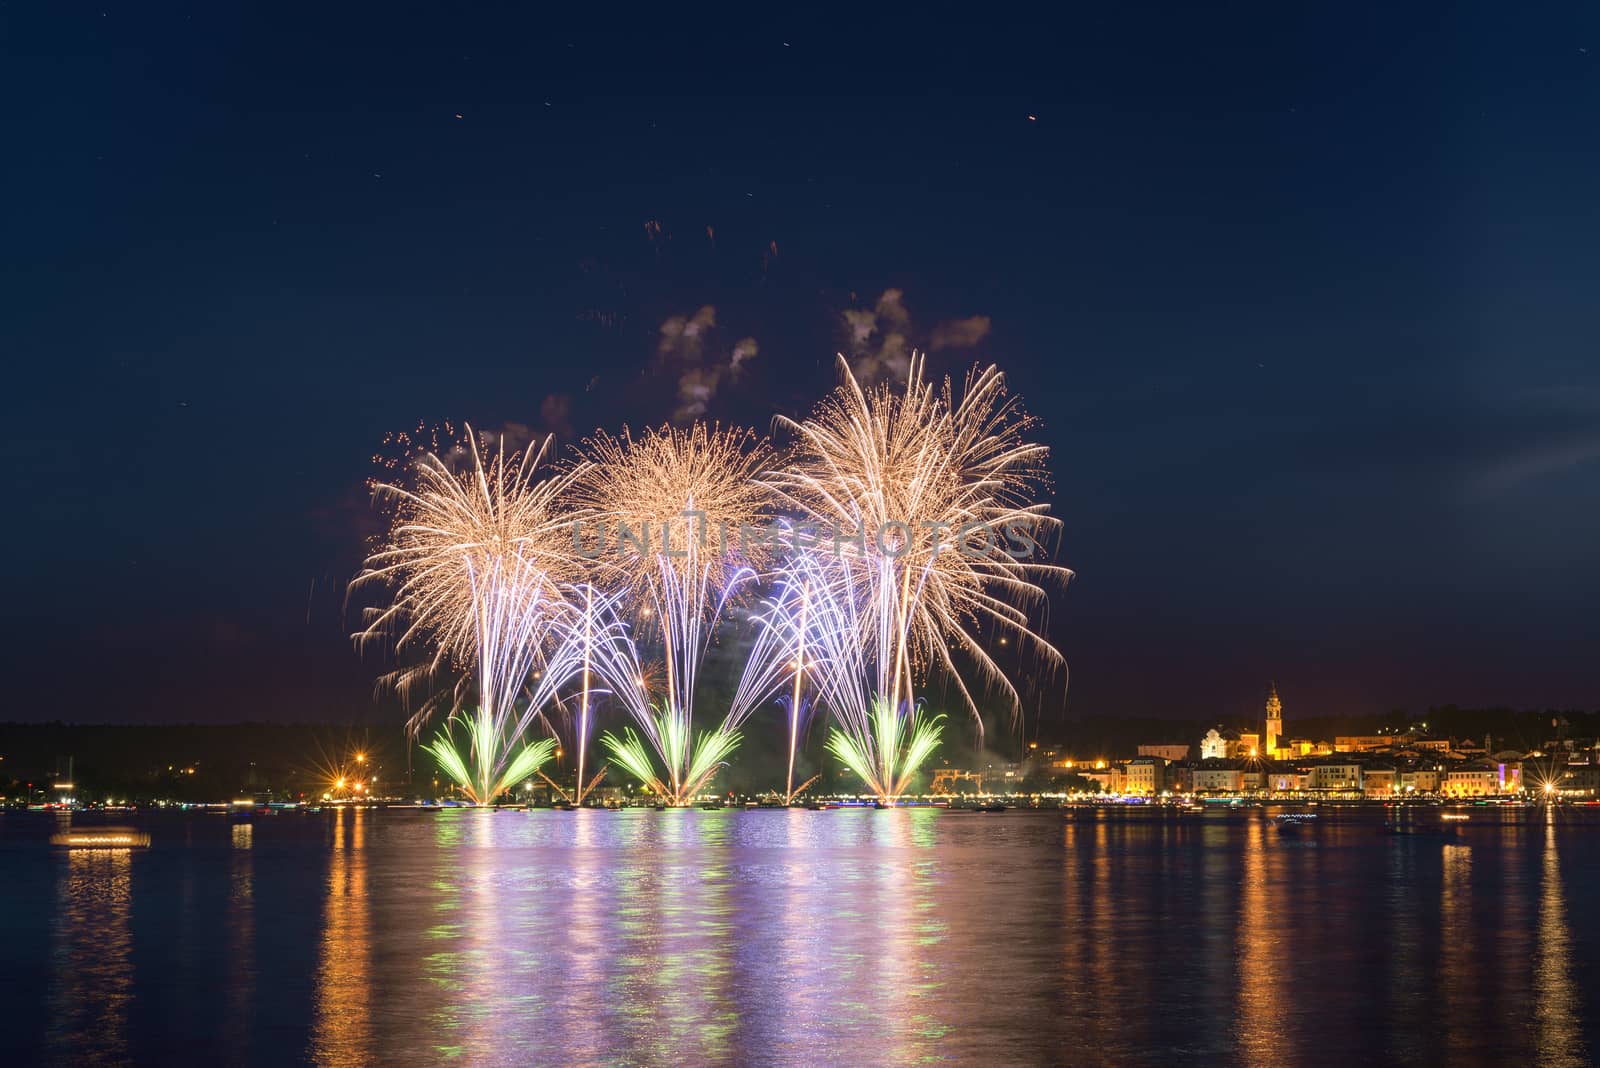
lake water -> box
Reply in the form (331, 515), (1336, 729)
(3, 806), (1598, 1066)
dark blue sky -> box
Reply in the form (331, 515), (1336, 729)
(4, 3), (1598, 729)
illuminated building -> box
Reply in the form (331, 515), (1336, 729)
(1307, 760), (1362, 793)
(1557, 765), (1599, 799)
(1078, 768), (1115, 792)
(1192, 762), (1242, 793)
(1122, 758), (1165, 796)
(1401, 768), (1440, 793)
(1334, 735), (1391, 753)
(1200, 729), (1227, 760)
(1496, 761), (1523, 793)
(1362, 767), (1398, 797)
(1137, 744), (1190, 762)
(1442, 764), (1497, 798)
(1264, 684), (1282, 758)
(1269, 770), (1306, 792)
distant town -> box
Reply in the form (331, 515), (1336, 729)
(980, 686), (1600, 802)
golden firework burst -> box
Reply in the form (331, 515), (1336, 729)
(769, 353), (1069, 721)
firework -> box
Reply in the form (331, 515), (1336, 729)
(774, 549), (944, 801)
(354, 428), (587, 734)
(356, 428), (598, 804)
(567, 584), (603, 804)
(571, 424), (787, 804)
(743, 534), (822, 802)
(419, 551), (590, 804)
(784, 577), (812, 803)
(425, 713), (557, 806)
(768, 353), (1069, 729)
(580, 537), (797, 803)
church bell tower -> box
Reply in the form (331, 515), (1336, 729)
(1265, 683), (1283, 758)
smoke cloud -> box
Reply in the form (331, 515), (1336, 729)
(842, 290), (992, 381)
(658, 306), (760, 421)
(930, 314), (992, 351)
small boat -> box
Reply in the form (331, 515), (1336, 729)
(51, 827), (151, 850)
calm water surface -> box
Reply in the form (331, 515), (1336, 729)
(3, 806), (1598, 1066)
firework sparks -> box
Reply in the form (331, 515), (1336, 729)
(580, 536), (796, 804)
(354, 427), (587, 734)
(772, 549), (944, 801)
(571, 423), (788, 804)
(768, 353), (1069, 730)
(419, 552), (591, 804)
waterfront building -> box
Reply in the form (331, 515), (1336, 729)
(1307, 760), (1363, 793)
(1495, 760), (1523, 793)
(1442, 763), (1498, 797)
(1401, 769), (1440, 793)
(1269, 770), (1306, 792)
(1200, 729), (1227, 760)
(1557, 764), (1599, 799)
(1122, 758), (1165, 796)
(1168, 762), (1195, 793)
(1079, 768), (1115, 793)
(1363, 767), (1398, 797)
(1192, 761), (1242, 793)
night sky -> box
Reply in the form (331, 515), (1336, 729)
(6, 4), (1599, 732)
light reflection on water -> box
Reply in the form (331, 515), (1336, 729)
(47, 847), (133, 1063)
(311, 807), (372, 1066)
(226, 822), (254, 1051)
(1537, 809), (1585, 1068)
(13, 806), (1600, 1066)
(1439, 841), (1475, 1063)
(1237, 816), (1278, 1068)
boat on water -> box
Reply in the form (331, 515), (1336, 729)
(1273, 813), (1318, 836)
(51, 827), (151, 850)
